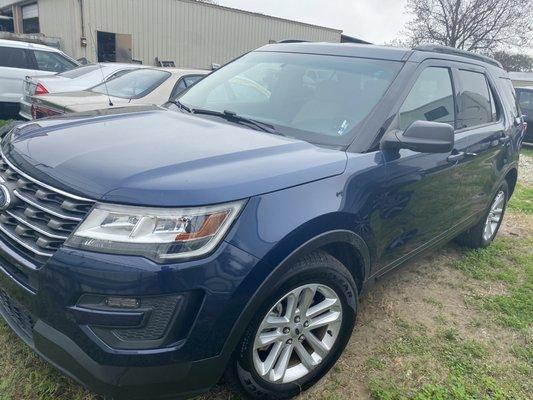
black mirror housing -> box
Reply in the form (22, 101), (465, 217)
(380, 120), (454, 153)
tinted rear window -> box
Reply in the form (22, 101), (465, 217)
(457, 70), (492, 129)
(0, 46), (32, 69)
(498, 78), (520, 118)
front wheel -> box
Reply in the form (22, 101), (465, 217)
(225, 251), (357, 399)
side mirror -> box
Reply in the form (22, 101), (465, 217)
(380, 120), (454, 153)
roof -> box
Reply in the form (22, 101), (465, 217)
(256, 42), (410, 61)
(0, 38), (62, 52)
(257, 42), (509, 71)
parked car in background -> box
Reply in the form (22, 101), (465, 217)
(30, 67), (207, 118)
(0, 43), (525, 400)
(19, 63), (149, 120)
(0, 39), (78, 119)
(516, 87), (532, 143)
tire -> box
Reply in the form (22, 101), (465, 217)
(225, 251), (358, 400)
(455, 180), (509, 248)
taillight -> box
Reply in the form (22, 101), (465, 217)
(34, 83), (49, 95)
(31, 104), (61, 119)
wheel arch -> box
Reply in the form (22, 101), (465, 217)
(218, 230), (370, 368)
(504, 167), (518, 196)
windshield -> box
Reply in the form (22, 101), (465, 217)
(177, 51), (403, 145)
(91, 69), (171, 99)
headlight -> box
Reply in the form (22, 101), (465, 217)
(65, 201), (245, 261)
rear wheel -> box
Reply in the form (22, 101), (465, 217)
(456, 181), (508, 248)
(225, 251), (357, 399)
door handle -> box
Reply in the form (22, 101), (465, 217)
(499, 136), (510, 144)
(447, 151), (465, 162)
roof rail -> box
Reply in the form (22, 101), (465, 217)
(413, 44), (503, 68)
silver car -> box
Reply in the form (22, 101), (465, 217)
(19, 63), (148, 119)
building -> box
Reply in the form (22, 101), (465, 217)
(509, 71), (533, 88)
(0, 0), (343, 68)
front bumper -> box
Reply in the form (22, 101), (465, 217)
(0, 237), (268, 399)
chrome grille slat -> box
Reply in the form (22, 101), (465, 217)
(0, 154), (95, 263)
(14, 191), (82, 221)
(5, 210), (69, 240)
(0, 223), (53, 257)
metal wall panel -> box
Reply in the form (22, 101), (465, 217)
(38, 0), (83, 59)
(37, 0), (341, 67)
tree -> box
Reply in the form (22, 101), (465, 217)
(405, 0), (533, 52)
(493, 51), (533, 71)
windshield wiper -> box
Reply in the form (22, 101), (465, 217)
(169, 99), (192, 113)
(191, 108), (281, 135)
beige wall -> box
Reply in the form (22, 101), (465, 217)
(37, 0), (341, 67)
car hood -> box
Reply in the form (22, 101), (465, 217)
(3, 108), (347, 206)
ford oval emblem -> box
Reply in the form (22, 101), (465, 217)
(0, 184), (12, 210)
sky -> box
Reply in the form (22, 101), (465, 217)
(217, 0), (411, 45)
(216, 0), (533, 56)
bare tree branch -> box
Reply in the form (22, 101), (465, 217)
(405, 0), (533, 54)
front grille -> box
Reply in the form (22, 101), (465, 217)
(0, 156), (94, 264)
(0, 288), (34, 340)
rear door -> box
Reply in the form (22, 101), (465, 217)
(0, 46), (37, 104)
(453, 66), (507, 219)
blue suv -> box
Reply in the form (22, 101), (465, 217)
(0, 43), (526, 400)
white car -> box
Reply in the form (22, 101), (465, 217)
(0, 39), (78, 118)
(31, 68), (208, 118)
(19, 63), (150, 120)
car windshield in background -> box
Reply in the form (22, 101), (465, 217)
(178, 51), (403, 145)
(59, 64), (101, 78)
(91, 69), (171, 99)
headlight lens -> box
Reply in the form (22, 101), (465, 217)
(66, 201), (245, 261)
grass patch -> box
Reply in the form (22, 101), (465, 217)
(453, 236), (532, 333)
(508, 183), (533, 214)
(0, 120), (8, 128)
(521, 146), (533, 159)
(0, 322), (93, 400)
(367, 319), (530, 400)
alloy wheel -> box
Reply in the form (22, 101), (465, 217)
(483, 190), (505, 241)
(252, 284), (343, 384)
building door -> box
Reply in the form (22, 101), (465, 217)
(97, 31), (132, 63)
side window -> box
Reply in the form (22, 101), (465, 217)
(399, 67), (455, 131)
(498, 78), (520, 119)
(183, 75), (203, 87)
(33, 50), (76, 73)
(0, 46), (33, 69)
(170, 79), (188, 99)
(457, 70), (492, 129)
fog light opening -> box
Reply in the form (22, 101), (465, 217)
(105, 297), (140, 309)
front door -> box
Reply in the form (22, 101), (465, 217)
(372, 63), (462, 271)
